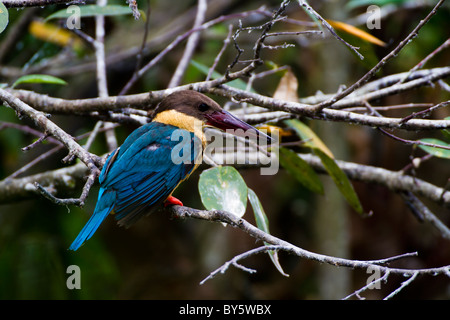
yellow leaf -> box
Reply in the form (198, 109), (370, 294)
(328, 20), (386, 47)
(273, 68), (299, 103)
(29, 20), (83, 50)
(256, 124), (293, 138)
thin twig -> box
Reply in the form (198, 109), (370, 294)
(206, 24), (234, 81)
(398, 37), (450, 84)
(120, 6), (271, 93)
(168, 0), (207, 88)
(383, 272), (419, 300)
(400, 100), (450, 124)
(170, 205), (450, 281)
(296, 0), (363, 60)
(343, 271), (390, 300)
(313, 0), (446, 112)
(379, 128), (450, 151)
(95, 0), (117, 151)
(199, 246), (282, 284)
(0, 88), (101, 206)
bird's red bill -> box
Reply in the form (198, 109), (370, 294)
(204, 110), (272, 143)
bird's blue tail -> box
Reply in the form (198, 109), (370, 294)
(69, 188), (116, 251)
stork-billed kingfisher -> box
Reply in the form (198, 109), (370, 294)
(69, 90), (271, 250)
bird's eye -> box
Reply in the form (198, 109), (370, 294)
(198, 103), (209, 112)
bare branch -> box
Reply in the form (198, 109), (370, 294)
(7, 66), (450, 130)
(296, 0), (363, 60)
(168, 0), (207, 88)
(0, 88), (101, 206)
(298, 153), (450, 209)
(207, 84), (450, 130)
(1, 0), (81, 8)
(169, 205), (450, 281)
(0, 162), (88, 203)
(383, 272), (419, 300)
(313, 0), (446, 112)
(0, 89), (101, 171)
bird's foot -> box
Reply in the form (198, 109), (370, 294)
(164, 196), (183, 207)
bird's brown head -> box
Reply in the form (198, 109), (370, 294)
(153, 90), (272, 142)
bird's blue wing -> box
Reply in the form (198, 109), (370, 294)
(108, 124), (202, 226)
(69, 123), (202, 250)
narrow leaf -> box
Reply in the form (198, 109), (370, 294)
(346, 0), (407, 10)
(256, 124), (293, 138)
(248, 188), (288, 277)
(45, 5), (138, 21)
(29, 20), (83, 50)
(441, 117), (450, 140)
(285, 119), (334, 159)
(198, 166), (248, 219)
(328, 20), (386, 47)
(314, 148), (364, 215)
(12, 74), (67, 88)
(418, 138), (450, 159)
(279, 147), (324, 194)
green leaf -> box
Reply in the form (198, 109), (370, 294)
(0, 2), (8, 34)
(418, 138), (450, 159)
(198, 166), (248, 219)
(248, 188), (289, 277)
(346, 0), (407, 10)
(12, 74), (67, 88)
(441, 117), (450, 140)
(45, 5), (138, 21)
(285, 119), (334, 159)
(441, 129), (450, 140)
(284, 120), (364, 214)
(190, 60), (253, 92)
(314, 148), (364, 215)
(279, 147), (324, 194)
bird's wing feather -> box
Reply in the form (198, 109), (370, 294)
(101, 123), (201, 227)
(70, 123), (201, 249)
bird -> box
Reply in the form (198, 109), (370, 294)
(69, 90), (271, 250)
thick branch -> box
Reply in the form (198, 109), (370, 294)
(0, 89), (101, 172)
(1, 0), (83, 7)
(206, 84), (450, 130)
(0, 162), (88, 203)
(8, 66), (450, 130)
(299, 153), (450, 208)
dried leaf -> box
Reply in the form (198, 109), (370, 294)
(273, 69), (299, 103)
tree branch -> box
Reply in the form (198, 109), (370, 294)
(0, 162), (88, 203)
(169, 205), (450, 282)
(168, 0), (207, 88)
(0, 88), (101, 206)
(8, 66), (450, 130)
(313, 0), (446, 112)
(1, 0), (80, 8)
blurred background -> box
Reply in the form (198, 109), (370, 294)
(0, 0), (449, 299)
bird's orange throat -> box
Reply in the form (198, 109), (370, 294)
(153, 109), (206, 145)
